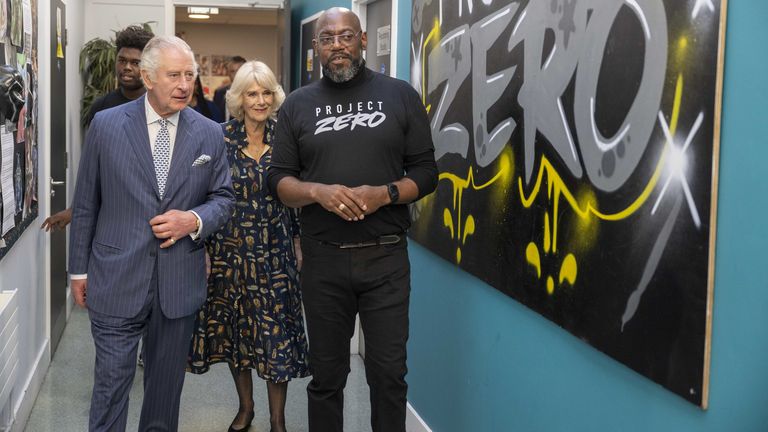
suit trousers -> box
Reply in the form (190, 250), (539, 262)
(88, 261), (196, 432)
(300, 236), (411, 432)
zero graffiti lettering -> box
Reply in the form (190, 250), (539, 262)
(410, 0), (723, 407)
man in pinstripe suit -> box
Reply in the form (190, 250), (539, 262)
(68, 35), (234, 432)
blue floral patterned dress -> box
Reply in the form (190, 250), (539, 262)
(188, 118), (310, 383)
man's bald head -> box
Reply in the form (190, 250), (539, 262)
(315, 7), (361, 38)
(313, 7), (367, 83)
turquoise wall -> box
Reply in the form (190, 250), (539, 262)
(292, 1), (768, 430)
(290, 0), (350, 90)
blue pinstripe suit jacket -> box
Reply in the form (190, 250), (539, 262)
(68, 96), (234, 319)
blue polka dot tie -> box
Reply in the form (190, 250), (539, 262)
(153, 118), (171, 198)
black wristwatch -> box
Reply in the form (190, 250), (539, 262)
(386, 183), (400, 204)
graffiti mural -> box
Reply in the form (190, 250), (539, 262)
(409, 0), (725, 407)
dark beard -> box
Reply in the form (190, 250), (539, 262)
(322, 57), (364, 83)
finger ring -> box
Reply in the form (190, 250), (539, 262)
(338, 203), (346, 211)
(169, 237), (175, 244)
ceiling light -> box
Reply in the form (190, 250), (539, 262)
(187, 7), (219, 15)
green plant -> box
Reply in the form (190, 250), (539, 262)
(79, 37), (116, 126)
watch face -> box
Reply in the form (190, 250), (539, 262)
(388, 183), (399, 203)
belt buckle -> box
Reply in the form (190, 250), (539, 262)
(339, 241), (365, 249)
(378, 234), (400, 245)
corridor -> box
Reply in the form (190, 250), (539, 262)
(24, 307), (373, 432)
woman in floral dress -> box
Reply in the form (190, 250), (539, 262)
(188, 61), (309, 432)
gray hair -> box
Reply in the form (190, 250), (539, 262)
(140, 35), (197, 81)
(226, 61), (285, 121)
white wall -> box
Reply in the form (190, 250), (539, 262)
(0, 229), (48, 431)
(0, 0), (61, 428)
(74, 0), (164, 189)
(176, 22), (279, 75)
(68, 0), (85, 218)
(84, 0), (167, 42)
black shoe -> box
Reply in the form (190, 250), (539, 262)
(228, 411), (254, 432)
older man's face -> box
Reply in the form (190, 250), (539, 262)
(142, 48), (195, 117)
(314, 11), (366, 83)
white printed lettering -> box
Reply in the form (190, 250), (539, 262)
(313, 111), (388, 135)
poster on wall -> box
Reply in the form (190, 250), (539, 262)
(0, 0), (38, 258)
(409, 0), (726, 407)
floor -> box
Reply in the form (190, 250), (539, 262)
(24, 307), (373, 432)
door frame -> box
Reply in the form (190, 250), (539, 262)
(299, 10), (324, 87)
(49, 0), (68, 356)
(352, 0), (398, 77)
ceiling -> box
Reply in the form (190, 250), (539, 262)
(176, 0), (283, 7)
(175, 7), (279, 26)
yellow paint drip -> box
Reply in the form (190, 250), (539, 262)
(525, 242), (541, 278)
(443, 208), (454, 238)
(546, 276), (554, 295)
(463, 215), (475, 243)
(439, 162), (512, 263)
(559, 254), (578, 286)
(518, 73), (685, 264)
(570, 187), (599, 252)
(544, 212), (551, 254)
(456, 247), (462, 264)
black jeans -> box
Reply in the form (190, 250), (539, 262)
(301, 235), (410, 432)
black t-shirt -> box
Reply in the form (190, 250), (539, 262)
(83, 89), (134, 126)
(268, 67), (437, 242)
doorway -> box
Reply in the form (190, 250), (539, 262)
(49, 0), (68, 356)
(174, 5), (290, 103)
(353, 0), (398, 77)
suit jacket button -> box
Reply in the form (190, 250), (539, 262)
(150, 250), (156, 257)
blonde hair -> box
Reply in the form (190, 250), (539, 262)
(226, 61), (285, 121)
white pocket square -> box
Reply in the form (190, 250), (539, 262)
(192, 154), (211, 167)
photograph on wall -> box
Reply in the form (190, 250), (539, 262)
(0, 0), (7, 38)
(4, 34), (15, 65)
(376, 25), (391, 56)
(197, 54), (210, 76)
(13, 143), (23, 214)
(55, 5), (62, 58)
(9, 0), (21, 46)
(210, 54), (227, 76)
(1, 125), (13, 235)
(409, 0), (726, 407)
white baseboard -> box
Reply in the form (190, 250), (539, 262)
(406, 401), (432, 432)
(10, 341), (50, 432)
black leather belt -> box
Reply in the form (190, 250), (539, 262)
(317, 234), (403, 249)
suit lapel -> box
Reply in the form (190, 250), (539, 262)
(124, 97), (161, 199)
(163, 108), (198, 200)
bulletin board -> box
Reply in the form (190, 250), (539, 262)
(410, 0), (726, 407)
(299, 11), (322, 88)
(0, 0), (39, 261)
